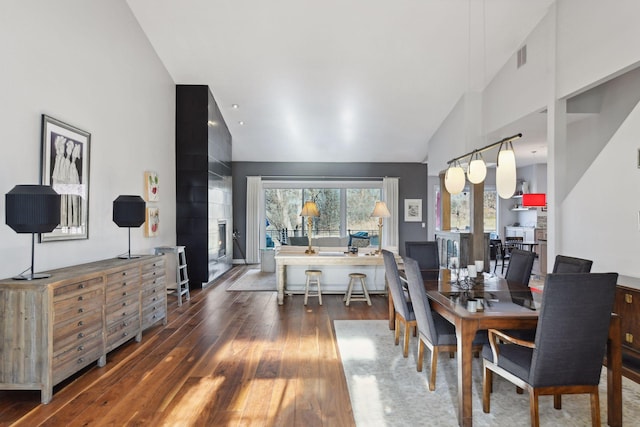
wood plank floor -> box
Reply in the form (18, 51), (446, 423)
(0, 266), (388, 426)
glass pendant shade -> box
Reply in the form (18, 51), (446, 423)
(444, 163), (465, 194)
(467, 152), (487, 184)
(496, 143), (517, 199)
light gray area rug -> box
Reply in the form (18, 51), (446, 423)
(334, 320), (640, 427)
(226, 269), (277, 291)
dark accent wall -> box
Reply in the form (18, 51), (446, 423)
(232, 162), (429, 259)
(176, 85), (233, 287)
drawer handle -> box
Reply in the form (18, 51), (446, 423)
(122, 301), (127, 306)
(78, 332), (85, 338)
(78, 296), (84, 301)
(153, 314), (157, 319)
(152, 306), (156, 311)
(79, 283), (85, 289)
(77, 358), (85, 364)
(152, 288), (157, 293)
(122, 282), (128, 287)
(122, 292), (128, 297)
(626, 333), (634, 344)
(123, 321), (129, 326)
(77, 345), (84, 351)
(152, 297), (157, 302)
(625, 293), (633, 304)
(122, 332), (128, 337)
(78, 320), (84, 326)
(122, 312), (127, 317)
(122, 272), (127, 276)
(78, 308), (84, 313)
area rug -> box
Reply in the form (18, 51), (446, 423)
(334, 319), (640, 427)
(226, 268), (277, 291)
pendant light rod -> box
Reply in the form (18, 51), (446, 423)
(446, 133), (522, 166)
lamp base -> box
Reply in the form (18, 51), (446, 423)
(305, 248), (316, 254)
(118, 254), (141, 259)
(13, 273), (51, 280)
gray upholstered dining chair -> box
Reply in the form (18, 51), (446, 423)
(482, 272), (618, 427)
(405, 241), (440, 280)
(553, 255), (593, 273)
(382, 249), (416, 358)
(404, 257), (486, 390)
(504, 248), (536, 286)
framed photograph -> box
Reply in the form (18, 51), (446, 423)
(145, 207), (159, 237)
(40, 115), (91, 241)
(144, 171), (159, 202)
(404, 199), (422, 222)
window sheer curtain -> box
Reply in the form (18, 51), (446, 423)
(383, 177), (399, 250)
(245, 176), (263, 264)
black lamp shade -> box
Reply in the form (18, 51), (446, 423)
(113, 195), (145, 227)
(5, 185), (61, 233)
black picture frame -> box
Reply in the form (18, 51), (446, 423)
(40, 115), (91, 241)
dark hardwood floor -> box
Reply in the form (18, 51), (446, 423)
(0, 266), (388, 426)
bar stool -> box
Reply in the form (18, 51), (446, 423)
(154, 246), (190, 306)
(344, 272), (371, 306)
(304, 270), (323, 305)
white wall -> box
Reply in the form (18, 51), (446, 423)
(557, 0), (640, 99)
(483, 12), (551, 135)
(562, 101), (640, 277)
(0, 0), (176, 279)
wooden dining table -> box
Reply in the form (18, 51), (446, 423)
(390, 270), (622, 427)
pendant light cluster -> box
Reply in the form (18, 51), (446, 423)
(444, 133), (521, 198)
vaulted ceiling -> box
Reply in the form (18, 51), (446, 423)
(126, 0), (554, 164)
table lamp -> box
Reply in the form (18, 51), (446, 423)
(370, 201), (390, 254)
(300, 200), (320, 254)
(5, 185), (61, 280)
(113, 195), (146, 259)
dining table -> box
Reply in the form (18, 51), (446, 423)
(390, 270), (622, 427)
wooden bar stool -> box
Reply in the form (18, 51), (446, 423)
(304, 269), (323, 305)
(344, 272), (371, 306)
(154, 246), (190, 306)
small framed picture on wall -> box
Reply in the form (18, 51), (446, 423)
(404, 199), (422, 222)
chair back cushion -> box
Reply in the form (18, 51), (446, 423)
(405, 241), (439, 271)
(404, 257), (438, 343)
(504, 249), (535, 286)
(552, 255), (593, 273)
(382, 250), (413, 319)
(529, 272), (618, 387)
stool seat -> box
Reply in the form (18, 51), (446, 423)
(344, 272), (371, 306)
(304, 270), (323, 305)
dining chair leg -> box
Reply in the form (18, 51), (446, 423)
(394, 316), (400, 346)
(416, 339), (424, 372)
(429, 350), (438, 391)
(403, 322), (410, 357)
(553, 394), (562, 409)
(590, 389), (600, 427)
(529, 390), (540, 427)
(482, 365), (492, 413)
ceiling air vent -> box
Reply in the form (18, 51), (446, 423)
(517, 45), (527, 68)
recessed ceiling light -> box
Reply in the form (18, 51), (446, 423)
(232, 104), (239, 109)
(238, 121), (244, 125)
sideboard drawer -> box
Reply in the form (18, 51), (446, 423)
(106, 267), (140, 288)
(53, 310), (103, 354)
(106, 314), (139, 348)
(53, 277), (103, 299)
(54, 287), (103, 323)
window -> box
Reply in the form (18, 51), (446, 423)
(435, 185), (497, 233)
(264, 181), (382, 244)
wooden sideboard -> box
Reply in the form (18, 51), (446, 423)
(0, 255), (167, 403)
(614, 284), (640, 383)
